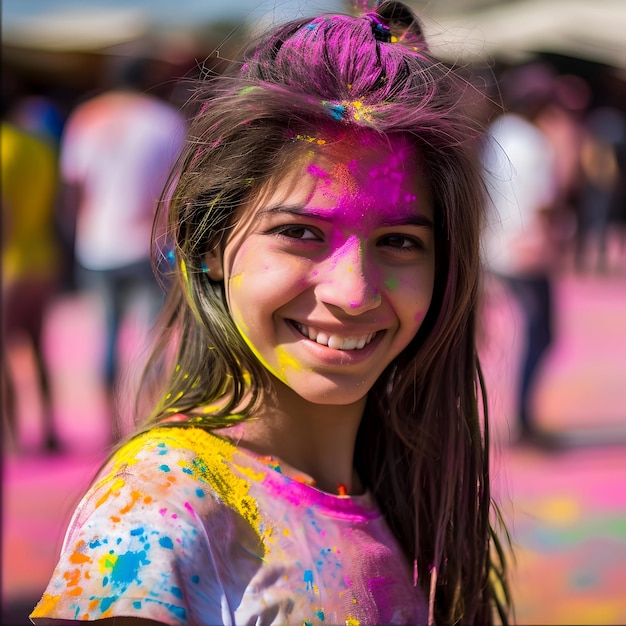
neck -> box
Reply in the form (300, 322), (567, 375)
(225, 382), (366, 495)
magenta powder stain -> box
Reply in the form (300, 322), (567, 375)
(307, 163), (329, 179)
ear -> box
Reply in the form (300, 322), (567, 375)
(203, 246), (224, 281)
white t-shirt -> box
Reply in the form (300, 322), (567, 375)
(31, 426), (426, 625)
(481, 113), (557, 276)
(61, 91), (185, 270)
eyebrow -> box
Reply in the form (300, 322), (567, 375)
(260, 205), (434, 229)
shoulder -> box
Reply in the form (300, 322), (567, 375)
(61, 425), (240, 536)
(30, 426), (246, 624)
(96, 425), (241, 496)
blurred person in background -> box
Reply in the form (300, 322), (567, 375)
(481, 63), (562, 446)
(59, 55), (186, 441)
(533, 73), (589, 270)
(577, 105), (626, 273)
(1, 119), (63, 453)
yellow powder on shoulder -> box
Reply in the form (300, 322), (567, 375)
(158, 427), (272, 546)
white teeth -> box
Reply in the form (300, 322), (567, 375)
(294, 323), (376, 351)
(317, 331), (330, 346)
(341, 337), (358, 350)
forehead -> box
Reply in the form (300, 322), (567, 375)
(228, 129), (432, 240)
(273, 131), (428, 209)
(311, 130), (418, 177)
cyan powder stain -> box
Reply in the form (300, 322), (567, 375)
(110, 550), (149, 586)
(101, 596), (118, 612)
(159, 536), (174, 549)
(304, 569), (314, 591)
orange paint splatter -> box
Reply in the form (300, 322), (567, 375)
(69, 541), (92, 564)
(63, 569), (81, 587)
(119, 489), (141, 514)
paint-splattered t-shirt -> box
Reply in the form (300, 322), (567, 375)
(31, 426), (426, 625)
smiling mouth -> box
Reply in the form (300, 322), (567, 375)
(291, 321), (378, 351)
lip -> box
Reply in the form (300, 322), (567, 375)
(286, 319), (385, 364)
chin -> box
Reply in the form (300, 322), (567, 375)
(275, 374), (372, 408)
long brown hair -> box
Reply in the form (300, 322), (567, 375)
(137, 2), (512, 623)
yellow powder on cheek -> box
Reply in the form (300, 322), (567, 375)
(275, 346), (304, 377)
(230, 272), (244, 291)
(229, 290), (290, 386)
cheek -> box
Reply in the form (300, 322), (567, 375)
(384, 268), (434, 326)
(413, 310), (427, 325)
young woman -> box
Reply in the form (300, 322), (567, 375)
(31, 2), (511, 625)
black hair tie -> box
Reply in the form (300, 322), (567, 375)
(364, 11), (392, 43)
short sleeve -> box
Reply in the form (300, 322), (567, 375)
(30, 431), (230, 625)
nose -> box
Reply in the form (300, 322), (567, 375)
(315, 236), (382, 316)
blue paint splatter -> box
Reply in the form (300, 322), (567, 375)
(133, 601), (142, 609)
(315, 609), (325, 621)
(159, 536), (174, 549)
(89, 539), (102, 549)
(182, 467), (192, 475)
(171, 586), (183, 599)
(304, 569), (314, 591)
(144, 597), (186, 620)
(167, 604), (186, 619)
(159, 464), (170, 472)
(130, 527), (144, 536)
(191, 575), (200, 583)
(195, 488), (205, 498)
(322, 101), (346, 121)
(101, 596), (118, 612)
(110, 550), (149, 587)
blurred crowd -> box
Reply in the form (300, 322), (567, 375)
(480, 61), (626, 445)
(2, 54), (189, 450)
(2, 46), (626, 454)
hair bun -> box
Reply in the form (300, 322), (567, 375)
(375, 0), (428, 51)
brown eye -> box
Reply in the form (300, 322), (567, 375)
(272, 225), (321, 240)
(379, 235), (422, 250)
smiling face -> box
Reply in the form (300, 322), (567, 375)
(209, 131), (435, 409)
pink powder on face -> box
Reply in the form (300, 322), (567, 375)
(297, 137), (429, 309)
(307, 140), (425, 239)
(414, 311), (425, 323)
(307, 163), (330, 179)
